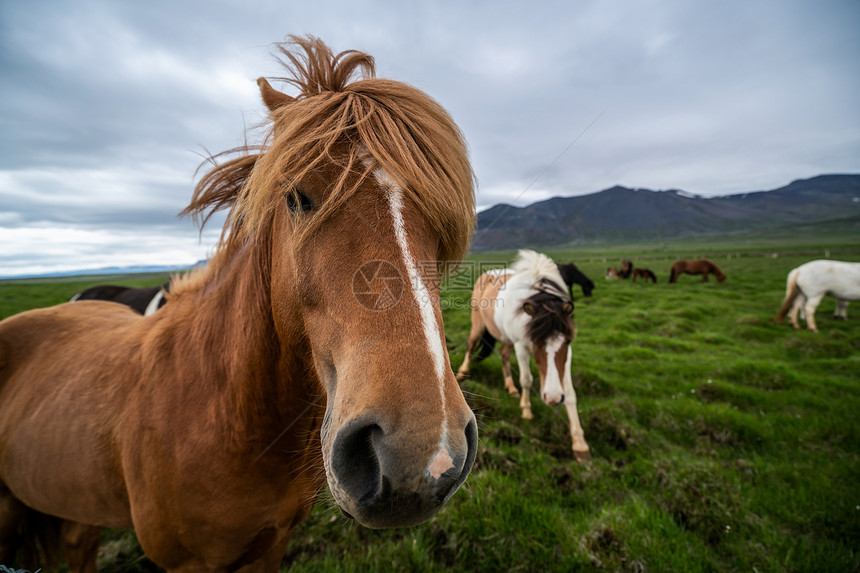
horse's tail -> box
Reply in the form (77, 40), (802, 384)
(775, 268), (800, 323)
(669, 265), (677, 283)
(473, 329), (497, 363)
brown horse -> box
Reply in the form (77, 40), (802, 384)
(669, 259), (726, 283)
(632, 268), (657, 284)
(0, 36), (477, 572)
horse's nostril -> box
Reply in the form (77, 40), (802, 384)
(458, 417), (478, 484)
(331, 420), (382, 503)
(465, 417), (478, 461)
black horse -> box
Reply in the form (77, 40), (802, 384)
(71, 282), (169, 315)
(557, 263), (595, 300)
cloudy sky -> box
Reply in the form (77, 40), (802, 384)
(1, 0), (858, 277)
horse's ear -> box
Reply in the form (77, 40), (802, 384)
(523, 302), (536, 316)
(257, 77), (294, 112)
(562, 302), (574, 315)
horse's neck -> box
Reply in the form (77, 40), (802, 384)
(497, 272), (535, 326)
(162, 241), (317, 444)
(508, 270), (562, 298)
(504, 271), (537, 299)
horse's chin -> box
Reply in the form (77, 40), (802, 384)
(329, 488), (446, 529)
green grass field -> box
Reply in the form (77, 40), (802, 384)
(1, 239), (858, 572)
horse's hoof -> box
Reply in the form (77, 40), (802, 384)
(455, 371), (467, 382)
(507, 387), (520, 397)
(521, 410), (533, 420)
(574, 449), (591, 463)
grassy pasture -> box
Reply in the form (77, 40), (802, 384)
(1, 240), (858, 572)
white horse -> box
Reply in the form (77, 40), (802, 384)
(457, 250), (590, 461)
(775, 259), (860, 332)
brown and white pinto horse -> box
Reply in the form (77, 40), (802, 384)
(605, 261), (633, 280)
(456, 250), (590, 461)
(0, 37), (477, 571)
(669, 259), (726, 283)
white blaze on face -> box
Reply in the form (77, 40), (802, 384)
(541, 335), (566, 405)
(379, 168), (448, 431)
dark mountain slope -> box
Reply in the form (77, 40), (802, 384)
(472, 174), (860, 250)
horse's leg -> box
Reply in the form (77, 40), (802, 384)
(834, 300), (848, 320)
(236, 527), (294, 573)
(456, 311), (485, 381)
(702, 272), (709, 282)
(789, 294), (805, 329)
(0, 484), (27, 563)
(60, 521), (101, 573)
(499, 343), (518, 397)
(514, 343), (534, 420)
(560, 347), (590, 461)
(803, 295), (824, 333)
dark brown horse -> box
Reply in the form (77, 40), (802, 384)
(632, 268), (657, 284)
(669, 259), (726, 283)
(556, 262), (595, 299)
(0, 37), (477, 572)
(70, 283), (169, 315)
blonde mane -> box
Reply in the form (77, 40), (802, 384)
(181, 35), (476, 277)
(512, 249), (566, 292)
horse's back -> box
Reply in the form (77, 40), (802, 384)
(72, 285), (131, 302)
(0, 301), (144, 429)
(472, 269), (514, 300)
(0, 300), (142, 412)
(72, 284), (163, 315)
(797, 260), (860, 299)
(0, 302), (141, 526)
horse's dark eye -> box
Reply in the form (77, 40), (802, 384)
(285, 191), (314, 214)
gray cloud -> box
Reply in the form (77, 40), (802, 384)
(1, 0), (858, 276)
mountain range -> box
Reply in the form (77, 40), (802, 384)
(472, 174), (860, 251)
(1, 261), (208, 281)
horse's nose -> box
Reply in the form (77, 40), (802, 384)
(329, 414), (477, 527)
(542, 392), (565, 406)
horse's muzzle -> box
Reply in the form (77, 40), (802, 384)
(327, 413), (477, 528)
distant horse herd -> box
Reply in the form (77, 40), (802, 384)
(603, 258), (725, 285)
(0, 34), (857, 573)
